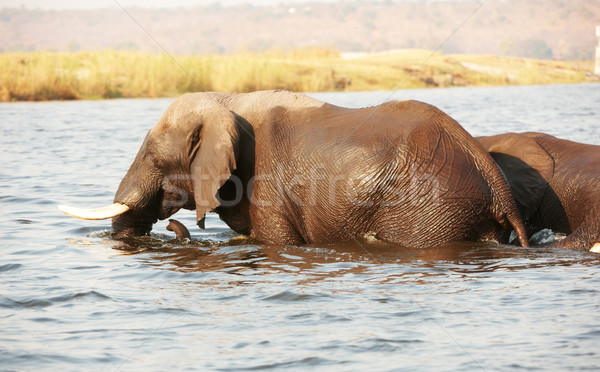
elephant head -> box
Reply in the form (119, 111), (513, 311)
(60, 94), (244, 238)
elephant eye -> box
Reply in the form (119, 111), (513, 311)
(161, 178), (193, 209)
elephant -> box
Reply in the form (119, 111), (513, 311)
(60, 90), (529, 249)
(477, 132), (600, 251)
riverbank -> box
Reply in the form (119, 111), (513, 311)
(0, 48), (597, 101)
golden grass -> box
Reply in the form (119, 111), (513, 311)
(0, 48), (597, 101)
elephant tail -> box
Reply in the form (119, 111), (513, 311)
(464, 135), (531, 247)
(488, 175), (530, 248)
(429, 108), (530, 247)
(475, 147), (531, 248)
(507, 210), (530, 248)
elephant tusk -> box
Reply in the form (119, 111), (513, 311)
(58, 203), (130, 220)
(590, 243), (600, 254)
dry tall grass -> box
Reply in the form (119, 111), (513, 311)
(0, 48), (596, 101)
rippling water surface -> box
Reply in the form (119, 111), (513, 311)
(2, 84), (600, 371)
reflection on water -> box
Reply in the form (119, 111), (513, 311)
(2, 84), (600, 371)
(106, 233), (600, 277)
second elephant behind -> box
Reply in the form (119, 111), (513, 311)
(478, 132), (600, 251)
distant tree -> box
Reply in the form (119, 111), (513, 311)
(204, 2), (223, 13)
(115, 42), (139, 51)
(68, 42), (80, 52)
(335, 39), (364, 52)
(342, 4), (357, 16)
(519, 39), (553, 59)
(500, 39), (554, 59)
(499, 38), (515, 56)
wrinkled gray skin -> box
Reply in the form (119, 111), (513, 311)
(478, 132), (600, 250)
(111, 90), (529, 248)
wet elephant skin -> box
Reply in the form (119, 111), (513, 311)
(104, 90), (529, 248)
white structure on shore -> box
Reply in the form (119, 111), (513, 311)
(596, 26), (600, 76)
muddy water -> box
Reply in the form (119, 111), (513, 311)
(1, 84), (600, 371)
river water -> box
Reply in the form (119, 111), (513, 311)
(1, 84), (600, 371)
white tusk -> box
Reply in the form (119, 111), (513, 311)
(58, 203), (130, 220)
(590, 243), (600, 254)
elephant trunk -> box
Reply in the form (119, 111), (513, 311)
(111, 210), (157, 238)
(111, 180), (160, 238)
(110, 158), (163, 238)
(549, 204), (600, 251)
(166, 219), (191, 240)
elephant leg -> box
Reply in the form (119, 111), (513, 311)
(372, 195), (506, 248)
(249, 207), (306, 244)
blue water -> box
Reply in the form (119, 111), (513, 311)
(1, 84), (600, 371)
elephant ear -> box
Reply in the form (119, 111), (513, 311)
(187, 101), (240, 228)
(478, 133), (555, 220)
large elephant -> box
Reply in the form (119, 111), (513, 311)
(478, 132), (600, 251)
(60, 90), (529, 248)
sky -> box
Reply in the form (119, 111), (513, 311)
(1, 0), (344, 9)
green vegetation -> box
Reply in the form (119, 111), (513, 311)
(0, 49), (596, 101)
